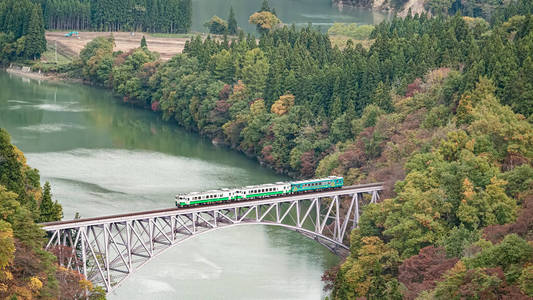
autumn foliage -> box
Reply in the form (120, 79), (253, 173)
(398, 246), (458, 299)
(271, 94), (295, 116)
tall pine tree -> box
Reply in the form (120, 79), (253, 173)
(228, 6), (237, 35)
(141, 35), (148, 48)
(39, 182), (63, 222)
(25, 4), (47, 60)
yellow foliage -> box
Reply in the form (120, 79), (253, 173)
(28, 277), (42, 292)
(0, 220), (15, 270)
(0, 270), (13, 281)
(250, 99), (266, 116)
(79, 279), (93, 291)
(249, 11), (281, 30)
(12, 146), (27, 165)
(462, 178), (475, 202)
(465, 138), (475, 151)
(12, 285), (33, 299)
(271, 94), (295, 116)
(0, 283), (7, 293)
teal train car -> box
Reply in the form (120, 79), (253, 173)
(290, 176), (344, 193)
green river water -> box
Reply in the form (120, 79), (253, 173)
(192, 0), (389, 33)
(0, 71), (340, 299)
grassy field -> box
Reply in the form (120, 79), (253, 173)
(41, 42), (74, 64)
(45, 31), (191, 61)
(148, 33), (197, 39)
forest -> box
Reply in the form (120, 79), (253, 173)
(34, 0), (192, 33)
(62, 0), (533, 297)
(0, 0), (47, 61)
(1, 0), (192, 35)
(0, 128), (106, 299)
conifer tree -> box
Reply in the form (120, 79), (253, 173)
(39, 182), (62, 222)
(228, 6), (238, 35)
(141, 35), (148, 48)
(25, 4), (46, 60)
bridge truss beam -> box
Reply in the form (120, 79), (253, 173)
(43, 184), (382, 292)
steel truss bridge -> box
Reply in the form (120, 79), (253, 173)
(41, 183), (383, 292)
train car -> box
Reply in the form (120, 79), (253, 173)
(176, 188), (232, 206)
(240, 182), (291, 200)
(290, 176), (343, 193)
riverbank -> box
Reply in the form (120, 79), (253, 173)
(332, 0), (428, 17)
(5, 65), (85, 84)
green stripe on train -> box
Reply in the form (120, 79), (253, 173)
(245, 190), (286, 198)
(183, 196), (229, 205)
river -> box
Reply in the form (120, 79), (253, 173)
(0, 71), (340, 299)
(192, 0), (389, 33)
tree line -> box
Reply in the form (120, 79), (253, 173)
(0, 0), (47, 61)
(32, 0), (192, 33)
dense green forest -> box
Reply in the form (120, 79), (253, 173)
(0, 129), (107, 299)
(69, 1), (533, 176)
(63, 0), (533, 297)
(33, 0), (192, 33)
(0, 0), (47, 61)
(0, 0), (192, 37)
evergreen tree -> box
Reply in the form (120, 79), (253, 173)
(0, 129), (25, 199)
(24, 4), (47, 60)
(39, 182), (62, 222)
(259, 0), (276, 15)
(259, 0), (271, 12)
(141, 35), (148, 48)
(228, 6), (238, 35)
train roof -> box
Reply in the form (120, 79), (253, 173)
(177, 189), (228, 196)
(290, 176), (343, 185)
(241, 182), (290, 190)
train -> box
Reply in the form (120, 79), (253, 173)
(175, 176), (344, 207)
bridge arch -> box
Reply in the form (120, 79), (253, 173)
(42, 183), (383, 292)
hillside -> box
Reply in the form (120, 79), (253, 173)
(64, 1), (533, 297)
(0, 129), (106, 299)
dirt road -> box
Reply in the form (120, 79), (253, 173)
(46, 31), (190, 61)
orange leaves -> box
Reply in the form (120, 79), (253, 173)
(270, 94), (295, 116)
(462, 178), (475, 202)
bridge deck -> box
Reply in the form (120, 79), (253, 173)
(41, 182), (383, 230)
